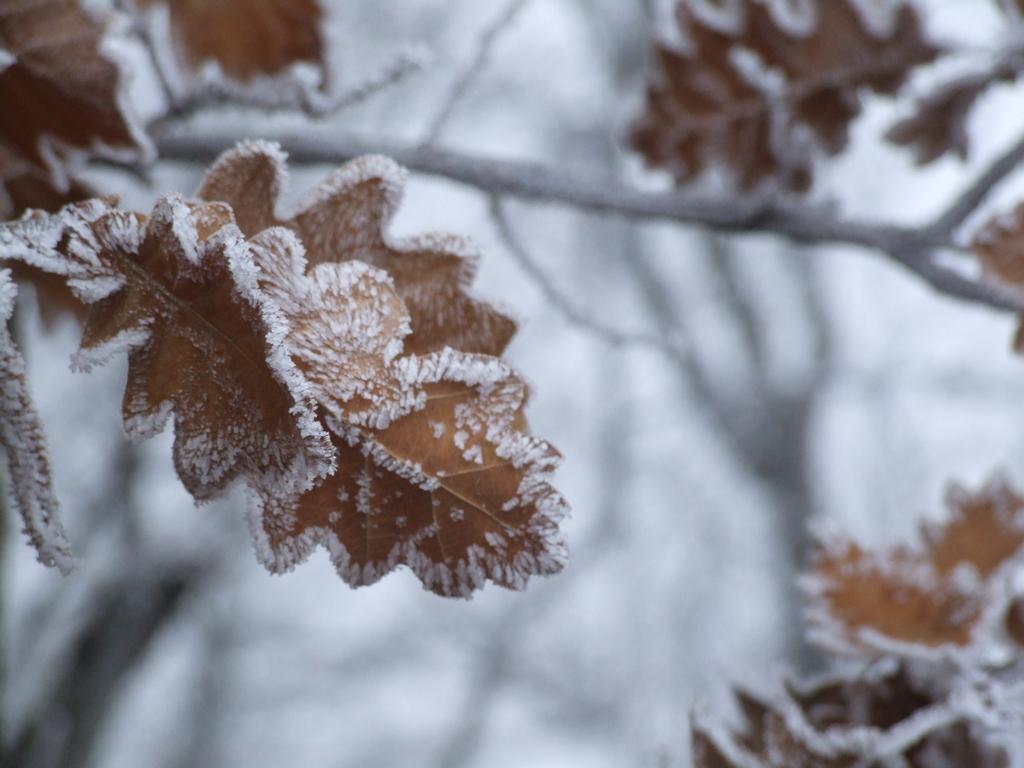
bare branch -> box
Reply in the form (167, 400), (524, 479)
(489, 197), (671, 351)
(933, 129), (1024, 238)
(148, 46), (431, 134)
(153, 129), (1024, 314)
(422, 0), (531, 145)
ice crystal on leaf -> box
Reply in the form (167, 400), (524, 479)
(255, 345), (567, 598)
(197, 140), (517, 357)
(631, 0), (938, 192)
(0, 0), (149, 220)
(0, 269), (74, 573)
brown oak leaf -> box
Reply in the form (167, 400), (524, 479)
(135, 0), (325, 86)
(0, 0), (148, 216)
(972, 204), (1024, 349)
(808, 477), (1024, 653)
(631, 0), (938, 191)
(886, 54), (1022, 166)
(694, 666), (1008, 768)
(242, 224), (566, 597)
(886, 77), (988, 165)
(0, 269), (74, 573)
(0, 143), (95, 322)
(2, 195), (335, 502)
(196, 141), (517, 357)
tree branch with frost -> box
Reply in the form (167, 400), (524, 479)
(153, 128), (1024, 314)
(147, 45), (432, 134)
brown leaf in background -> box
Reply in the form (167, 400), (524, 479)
(198, 141), (517, 356)
(813, 541), (982, 649)
(0, 0), (147, 217)
(631, 0), (937, 192)
(886, 77), (989, 165)
(695, 666), (1008, 768)
(136, 0), (324, 84)
(975, 204), (1024, 286)
(809, 477), (1024, 652)
(972, 205), (1024, 349)
(691, 723), (740, 768)
(0, 144), (95, 322)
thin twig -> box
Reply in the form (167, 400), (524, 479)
(932, 129), (1024, 238)
(422, 0), (532, 145)
(154, 129), (1024, 314)
(490, 197), (676, 353)
(148, 46), (432, 135)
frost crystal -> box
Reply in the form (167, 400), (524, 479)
(0, 271), (74, 574)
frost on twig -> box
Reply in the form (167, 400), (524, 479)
(0, 270), (74, 574)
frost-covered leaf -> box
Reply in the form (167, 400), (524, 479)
(695, 663), (1009, 768)
(246, 227), (412, 425)
(973, 205), (1024, 349)
(691, 721), (741, 768)
(631, 0), (938, 192)
(0, 269), (73, 573)
(197, 141), (517, 356)
(974, 204), (1024, 287)
(136, 0), (324, 94)
(2, 195), (335, 502)
(247, 229), (566, 597)
(807, 477), (1024, 654)
(0, 0), (149, 212)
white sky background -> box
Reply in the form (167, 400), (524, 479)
(7, 0), (1024, 766)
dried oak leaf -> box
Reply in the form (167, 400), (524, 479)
(2, 194), (335, 502)
(631, 0), (938, 191)
(972, 204), (1024, 351)
(788, 664), (1008, 768)
(0, 143), (95, 323)
(691, 721), (741, 768)
(808, 477), (1024, 653)
(197, 141), (516, 357)
(0, 0), (148, 216)
(886, 52), (1022, 166)
(135, 0), (325, 86)
(695, 666), (1008, 768)
(693, 693), (857, 768)
(0, 269), (74, 573)
(886, 77), (989, 165)
(246, 227), (566, 597)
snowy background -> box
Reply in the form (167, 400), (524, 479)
(7, 0), (1024, 766)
